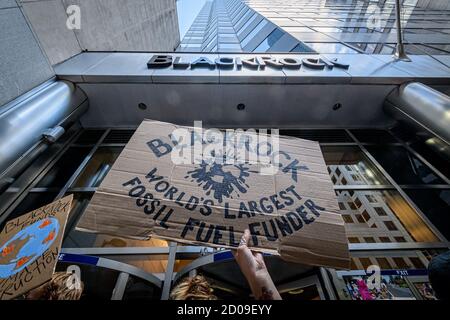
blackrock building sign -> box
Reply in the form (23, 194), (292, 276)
(147, 54), (350, 71)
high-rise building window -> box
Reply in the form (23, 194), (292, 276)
(240, 19), (268, 48)
(253, 28), (284, 52)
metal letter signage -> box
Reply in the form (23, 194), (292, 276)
(147, 55), (350, 71)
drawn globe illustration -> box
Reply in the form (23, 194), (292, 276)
(0, 217), (59, 278)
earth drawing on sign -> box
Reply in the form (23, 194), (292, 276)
(0, 217), (59, 278)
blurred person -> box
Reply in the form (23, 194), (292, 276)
(170, 274), (217, 300)
(356, 279), (373, 300)
(428, 250), (450, 300)
(171, 229), (281, 300)
(25, 271), (84, 300)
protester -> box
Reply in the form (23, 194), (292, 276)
(171, 229), (281, 300)
(25, 272), (84, 300)
(170, 274), (217, 300)
(233, 229), (282, 300)
(428, 250), (450, 300)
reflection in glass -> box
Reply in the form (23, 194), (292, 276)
(123, 276), (162, 300)
(321, 146), (389, 185)
(304, 42), (358, 53)
(366, 146), (445, 185)
(64, 192), (93, 232)
(64, 230), (169, 274)
(404, 189), (450, 240)
(241, 19), (268, 48)
(253, 28), (284, 52)
(409, 141), (450, 179)
(280, 284), (321, 300)
(5, 192), (58, 225)
(350, 129), (397, 143)
(281, 129), (352, 143)
(349, 251), (430, 270)
(36, 147), (91, 187)
(237, 13), (258, 36)
(56, 262), (119, 300)
(74, 130), (105, 144)
(290, 42), (316, 53)
(336, 190), (439, 243)
(73, 147), (122, 188)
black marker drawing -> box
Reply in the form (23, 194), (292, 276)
(186, 162), (253, 203)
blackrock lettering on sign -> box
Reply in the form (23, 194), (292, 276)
(147, 54), (350, 71)
(77, 120), (349, 269)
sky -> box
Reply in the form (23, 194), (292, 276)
(177, 0), (207, 39)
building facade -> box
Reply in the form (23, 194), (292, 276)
(0, 0), (180, 107)
(179, 0), (450, 56)
(0, 0), (449, 300)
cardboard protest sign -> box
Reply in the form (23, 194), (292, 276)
(0, 195), (72, 300)
(77, 120), (349, 269)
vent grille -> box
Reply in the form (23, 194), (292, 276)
(74, 130), (105, 144)
(103, 130), (136, 144)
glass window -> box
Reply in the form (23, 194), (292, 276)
(253, 29), (284, 52)
(350, 129), (397, 144)
(73, 147), (122, 188)
(313, 27), (343, 32)
(179, 43), (202, 48)
(280, 129), (352, 143)
(36, 147), (91, 188)
(204, 35), (217, 49)
(342, 215), (354, 223)
(336, 190), (439, 243)
(404, 189), (450, 240)
(393, 257), (409, 269)
(237, 12), (258, 36)
(405, 44), (449, 55)
(5, 192), (58, 225)
(282, 26), (315, 33)
(218, 43), (242, 51)
(65, 192), (94, 227)
(241, 19), (268, 48)
(366, 146), (445, 185)
(290, 42), (316, 53)
(348, 237), (360, 243)
(409, 140), (450, 179)
(233, 9), (252, 28)
(376, 258), (392, 269)
(304, 42), (359, 54)
(384, 221), (398, 231)
(123, 276), (162, 300)
(375, 207), (387, 216)
(218, 27), (235, 34)
(55, 262), (119, 300)
(350, 251), (438, 271)
(321, 146), (390, 185)
(74, 129), (105, 144)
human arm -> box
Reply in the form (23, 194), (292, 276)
(233, 229), (282, 300)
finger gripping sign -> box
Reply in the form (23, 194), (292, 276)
(77, 120), (349, 269)
(0, 195), (72, 300)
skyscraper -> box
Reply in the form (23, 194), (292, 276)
(0, 0), (449, 301)
(178, 0), (450, 56)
